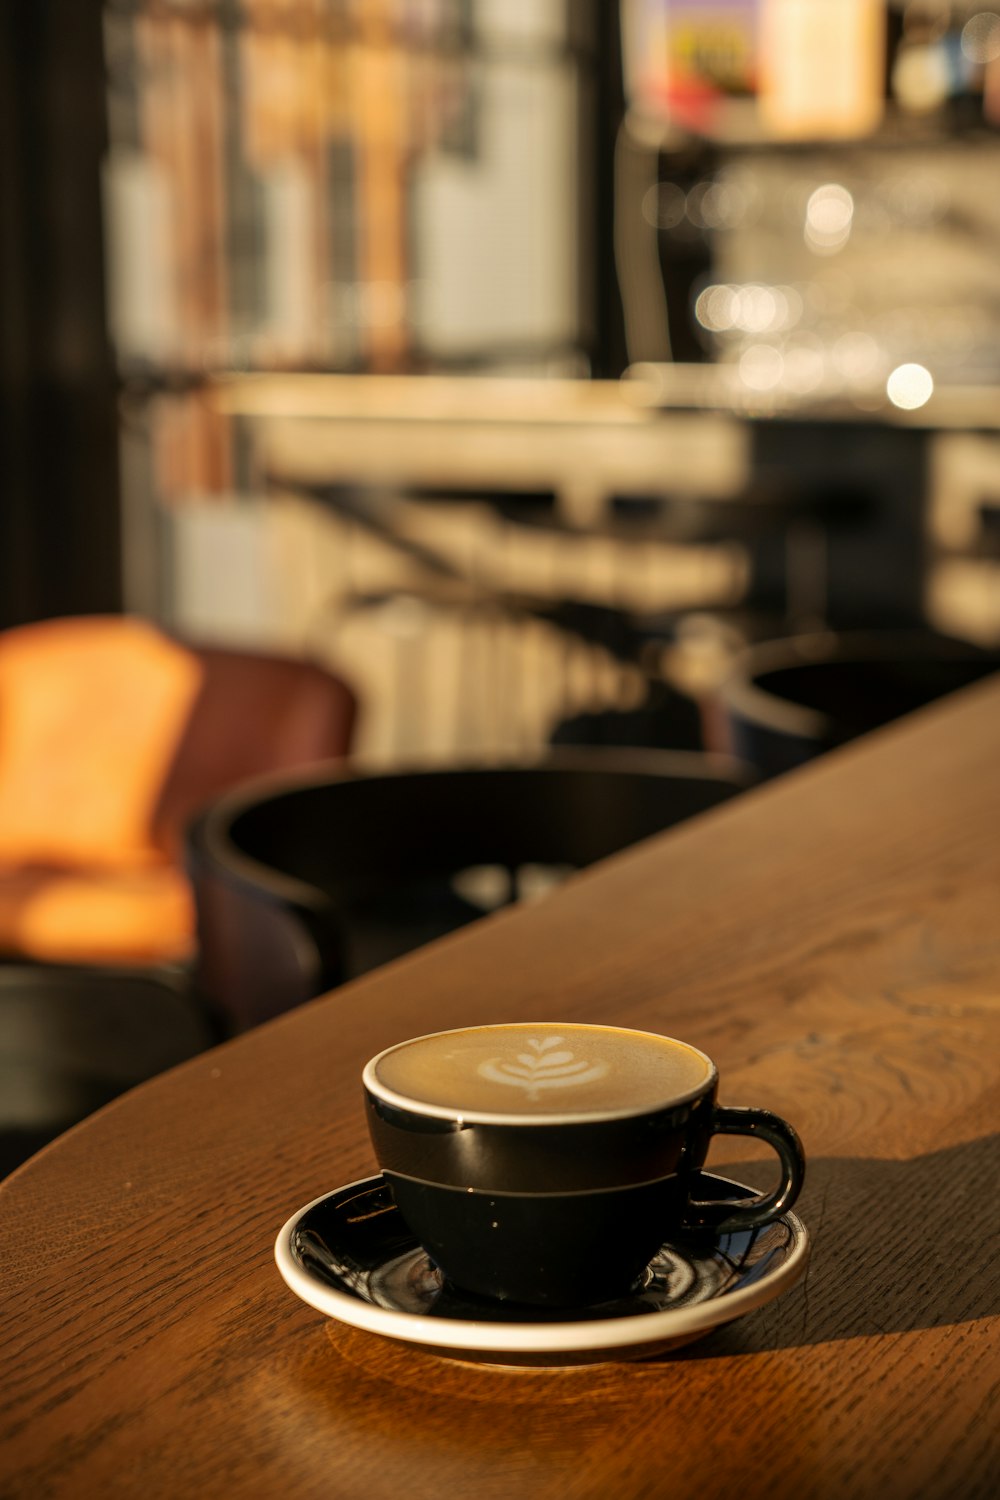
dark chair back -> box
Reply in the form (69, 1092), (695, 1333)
(712, 630), (1000, 779)
(156, 643), (358, 858)
(0, 965), (212, 1177)
(188, 750), (749, 1032)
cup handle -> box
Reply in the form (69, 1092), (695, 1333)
(683, 1105), (806, 1233)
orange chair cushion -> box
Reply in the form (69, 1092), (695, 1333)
(0, 865), (195, 964)
(0, 616), (203, 871)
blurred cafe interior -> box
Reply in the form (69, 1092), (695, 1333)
(2, 0), (1000, 1172)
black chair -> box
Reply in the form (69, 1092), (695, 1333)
(549, 679), (706, 753)
(187, 750), (750, 1033)
(0, 964), (213, 1177)
(711, 630), (1000, 779)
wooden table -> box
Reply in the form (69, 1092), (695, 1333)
(2, 678), (999, 1499)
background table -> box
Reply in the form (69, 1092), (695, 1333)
(2, 677), (999, 1499)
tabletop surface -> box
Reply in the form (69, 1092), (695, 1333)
(2, 678), (999, 1500)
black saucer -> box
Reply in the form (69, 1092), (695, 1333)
(274, 1172), (809, 1365)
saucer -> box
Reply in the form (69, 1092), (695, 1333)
(274, 1172), (810, 1365)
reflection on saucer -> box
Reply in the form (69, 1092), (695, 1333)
(275, 1173), (809, 1366)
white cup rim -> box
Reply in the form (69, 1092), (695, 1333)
(362, 1022), (718, 1127)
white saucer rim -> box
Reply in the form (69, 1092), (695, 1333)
(274, 1174), (811, 1355)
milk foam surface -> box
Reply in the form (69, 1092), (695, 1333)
(372, 1023), (713, 1116)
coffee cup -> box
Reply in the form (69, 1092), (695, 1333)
(363, 1022), (805, 1307)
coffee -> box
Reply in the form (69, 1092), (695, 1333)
(369, 1023), (713, 1119)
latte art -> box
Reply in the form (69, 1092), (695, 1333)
(477, 1036), (609, 1098)
(368, 1022), (714, 1119)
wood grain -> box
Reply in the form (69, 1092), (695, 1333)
(1, 678), (999, 1500)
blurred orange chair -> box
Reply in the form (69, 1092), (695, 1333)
(0, 615), (358, 966)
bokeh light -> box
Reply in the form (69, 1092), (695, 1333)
(694, 282), (801, 336)
(804, 184), (854, 254)
(833, 331), (882, 380)
(739, 344), (784, 392)
(641, 181), (686, 230)
(886, 363), (934, 409)
(782, 338), (827, 394)
(686, 179), (748, 231)
(961, 12), (1000, 64)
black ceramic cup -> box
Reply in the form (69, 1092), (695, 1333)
(363, 1022), (805, 1308)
